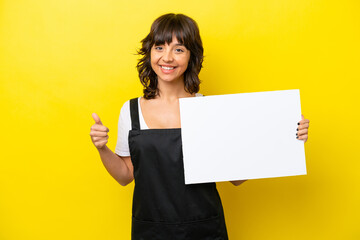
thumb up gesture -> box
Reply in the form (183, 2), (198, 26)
(90, 113), (110, 150)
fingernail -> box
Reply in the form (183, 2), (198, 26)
(297, 122), (300, 125)
(296, 136), (298, 139)
(296, 133), (298, 136)
(296, 128), (298, 131)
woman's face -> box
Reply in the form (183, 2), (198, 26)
(150, 36), (190, 84)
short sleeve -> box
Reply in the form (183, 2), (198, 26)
(115, 100), (131, 156)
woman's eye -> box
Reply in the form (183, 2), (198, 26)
(175, 48), (184, 53)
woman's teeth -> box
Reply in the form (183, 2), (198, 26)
(161, 66), (175, 70)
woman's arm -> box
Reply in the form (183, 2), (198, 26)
(90, 112), (134, 186)
(97, 146), (134, 186)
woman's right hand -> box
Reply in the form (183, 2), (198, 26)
(90, 113), (110, 150)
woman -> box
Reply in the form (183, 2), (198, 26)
(90, 13), (310, 240)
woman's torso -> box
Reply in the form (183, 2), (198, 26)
(128, 96), (229, 239)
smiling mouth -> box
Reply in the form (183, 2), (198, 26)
(160, 65), (176, 70)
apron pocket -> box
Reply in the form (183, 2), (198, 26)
(183, 215), (227, 240)
(132, 216), (184, 240)
(132, 216), (157, 240)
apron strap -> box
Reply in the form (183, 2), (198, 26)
(130, 97), (140, 131)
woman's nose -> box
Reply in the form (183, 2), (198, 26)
(162, 49), (174, 62)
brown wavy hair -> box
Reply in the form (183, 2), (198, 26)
(136, 13), (204, 99)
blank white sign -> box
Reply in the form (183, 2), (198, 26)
(179, 89), (307, 185)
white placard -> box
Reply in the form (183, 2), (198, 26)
(179, 89), (307, 184)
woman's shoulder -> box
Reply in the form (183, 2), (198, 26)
(121, 96), (141, 109)
(119, 98), (135, 118)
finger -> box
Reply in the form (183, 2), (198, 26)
(297, 123), (309, 130)
(297, 134), (308, 141)
(298, 118), (310, 125)
(301, 114), (304, 120)
(92, 113), (103, 125)
(296, 129), (308, 136)
(91, 125), (109, 132)
(90, 131), (108, 137)
(91, 135), (109, 142)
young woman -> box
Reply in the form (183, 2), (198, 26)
(90, 13), (310, 240)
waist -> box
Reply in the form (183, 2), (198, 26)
(132, 181), (223, 222)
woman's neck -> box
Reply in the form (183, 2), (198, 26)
(156, 78), (194, 102)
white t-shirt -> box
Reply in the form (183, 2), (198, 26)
(115, 93), (204, 157)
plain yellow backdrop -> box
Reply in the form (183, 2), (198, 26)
(1, 0), (359, 239)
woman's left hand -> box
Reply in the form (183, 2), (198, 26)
(297, 114), (310, 143)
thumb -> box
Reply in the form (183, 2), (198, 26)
(301, 114), (304, 120)
(92, 113), (103, 125)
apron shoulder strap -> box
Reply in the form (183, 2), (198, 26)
(130, 97), (140, 131)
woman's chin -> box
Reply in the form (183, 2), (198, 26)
(157, 76), (183, 83)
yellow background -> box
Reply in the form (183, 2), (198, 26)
(1, 0), (359, 239)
